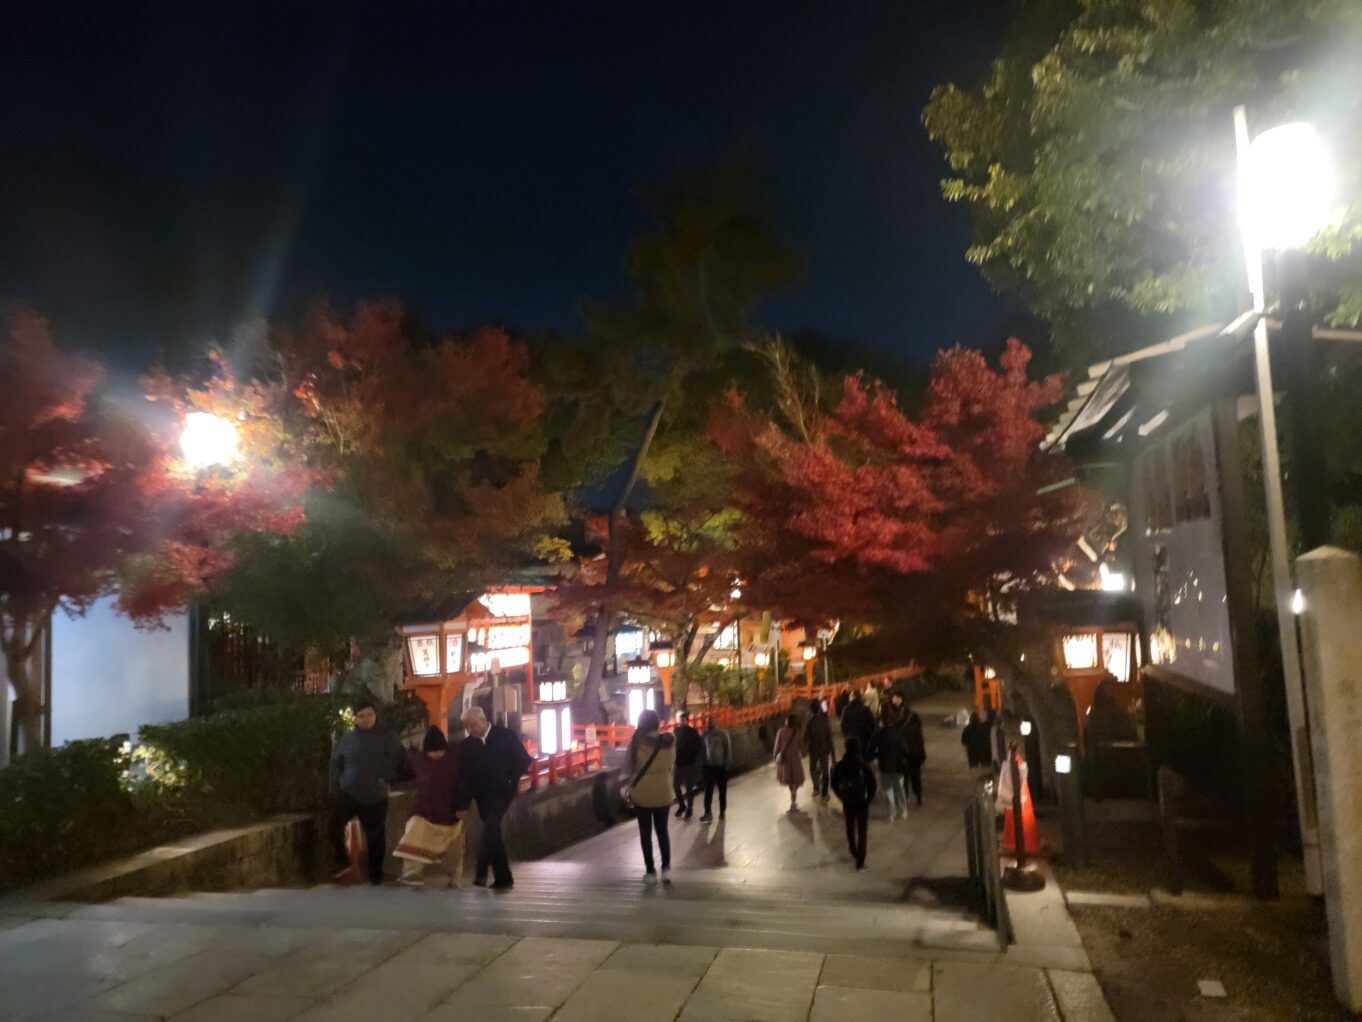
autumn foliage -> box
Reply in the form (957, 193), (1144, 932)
(710, 339), (1089, 648)
(0, 312), (311, 750)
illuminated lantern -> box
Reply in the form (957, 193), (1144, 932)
(798, 638), (818, 688)
(624, 656), (657, 727)
(649, 639), (677, 707)
(536, 675), (572, 757)
(1055, 623), (1140, 750)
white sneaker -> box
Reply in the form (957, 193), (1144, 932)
(643, 872), (658, 885)
(660, 868), (671, 884)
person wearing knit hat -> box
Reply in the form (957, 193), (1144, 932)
(394, 725), (465, 888)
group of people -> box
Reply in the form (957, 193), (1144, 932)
(328, 700), (532, 890)
(622, 709), (733, 883)
(769, 684), (927, 869)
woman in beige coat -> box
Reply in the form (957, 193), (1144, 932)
(625, 709), (677, 883)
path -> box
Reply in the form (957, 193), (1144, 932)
(0, 692), (1114, 1020)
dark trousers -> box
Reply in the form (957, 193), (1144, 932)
(907, 760), (923, 804)
(474, 796), (513, 885)
(809, 753), (830, 798)
(703, 766), (728, 817)
(673, 765), (698, 815)
(843, 801), (869, 866)
(636, 805), (671, 873)
(330, 791), (388, 884)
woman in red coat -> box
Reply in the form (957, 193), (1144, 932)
(773, 713), (806, 813)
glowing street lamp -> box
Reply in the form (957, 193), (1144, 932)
(649, 639), (676, 708)
(1239, 122), (1336, 251)
(799, 638), (818, 688)
(180, 412), (240, 470)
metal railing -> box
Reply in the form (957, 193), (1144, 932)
(964, 788), (1014, 949)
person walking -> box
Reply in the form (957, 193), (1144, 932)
(624, 709), (676, 884)
(863, 682), (882, 719)
(672, 711), (703, 819)
(700, 717), (732, 822)
(329, 699), (407, 885)
(394, 725), (465, 888)
(456, 706), (532, 890)
(831, 736), (877, 869)
(773, 712), (806, 812)
(805, 700), (834, 801)
(882, 689), (908, 727)
(903, 702), (926, 806)
(868, 716), (910, 820)
(840, 690), (876, 748)
(961, 711), (994, 779)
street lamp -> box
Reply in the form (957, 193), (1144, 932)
(1234, 107), (1336, 895)
(180, 412), (240, 470)
(649, 639), (676, 709)
(799, 638), (818, 690)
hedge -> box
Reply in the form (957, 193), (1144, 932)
(0, 691), (426, 891)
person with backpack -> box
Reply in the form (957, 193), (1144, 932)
(831, 736), (877, 870)
(624, 709), (676, 884)
(699, 717), (732, 822)
(804, 700), (834, 801)
(868, 717), (911, 820)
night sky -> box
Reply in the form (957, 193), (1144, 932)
(0, 1), (1016, 373)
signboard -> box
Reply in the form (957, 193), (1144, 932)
(407, 636), (440, 677)
(1131, 410), (1234, 695)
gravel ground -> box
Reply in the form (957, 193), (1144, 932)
(1045, 812), (1354, 1021)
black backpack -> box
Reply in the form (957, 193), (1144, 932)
(835, 758), (870, 804)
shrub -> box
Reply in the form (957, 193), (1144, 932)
(0, 691), (421, 891)
(0, 738), (136, 886)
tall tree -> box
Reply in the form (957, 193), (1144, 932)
(924, 0), (1362, 362)
(710, 339), (1092, 662)
(0, 313), (309, 753)
(555, 167), (800, 719)
(215, 302), (566, 665)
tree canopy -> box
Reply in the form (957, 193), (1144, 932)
(924, 0), (1362, 362)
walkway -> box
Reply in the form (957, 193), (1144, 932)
(0, 693), (1114, 1021)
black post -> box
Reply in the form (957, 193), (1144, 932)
(1056, 741), (1088, 867)
(1278, 249), (1329, 552)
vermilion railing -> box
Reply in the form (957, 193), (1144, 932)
(573, 663), (922, 749)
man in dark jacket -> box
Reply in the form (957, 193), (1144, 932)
(672, 711), (703, 819)
(805, 701), (834, 800)
(961, 711), (994, 776)
(840, 691), (876, 747)
(456, 706), (532, 889)
(831, 737), (878, 869)
(329, 699), (408, 885)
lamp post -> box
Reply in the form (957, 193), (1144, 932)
(649, 639), (676, 710)
(1235, 108), (1335, 894)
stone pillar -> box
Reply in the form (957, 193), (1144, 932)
(1296, 546), (1362, 1011)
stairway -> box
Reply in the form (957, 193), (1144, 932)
(60, 859), (997, 960)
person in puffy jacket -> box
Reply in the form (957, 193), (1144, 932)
(700, 718), (732, 822)
(626, 709), (677, 883)
(869, 720), (911, 821)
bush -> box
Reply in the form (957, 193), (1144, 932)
(0, 738), (137, 886)
(139, 693), (354, 815)
(0, 692), (419, 891)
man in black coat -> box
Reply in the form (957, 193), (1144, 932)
(672, 711), (703, 819)
(456, 706), (532, 889)
(840, 691), (876, 747)
(805, 701), (834, 800)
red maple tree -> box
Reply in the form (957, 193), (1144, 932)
(0, 313), (310, 754)
(710, 339), (1091, 656)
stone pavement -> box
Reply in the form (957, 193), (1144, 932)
(0, 693), (1115, 1021)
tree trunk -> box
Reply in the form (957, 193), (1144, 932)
(575, 396), (670, 723)
(3, 617), (46, 759)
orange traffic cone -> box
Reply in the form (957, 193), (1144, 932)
(1000, 752), (1040, 856)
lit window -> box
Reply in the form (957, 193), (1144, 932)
(1061, 633), (1100, 671)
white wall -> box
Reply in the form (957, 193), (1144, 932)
(51, 597), (190, 744)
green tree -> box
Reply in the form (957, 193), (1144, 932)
(924, 0), (1362, 363)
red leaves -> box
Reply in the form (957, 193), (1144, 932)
(710, 339), (1085, 627)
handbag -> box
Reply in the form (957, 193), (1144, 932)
(621, 740), (664, 811)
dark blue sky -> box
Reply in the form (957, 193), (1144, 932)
(0, 1), (1017, 371)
